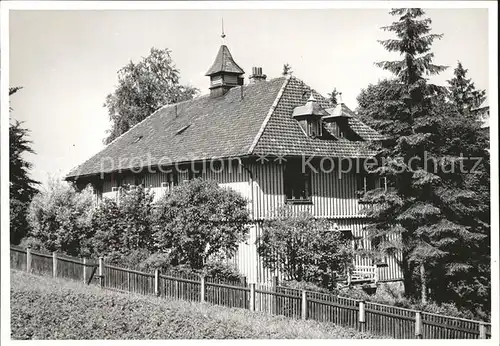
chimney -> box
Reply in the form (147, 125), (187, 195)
(249, 67), (267, 83)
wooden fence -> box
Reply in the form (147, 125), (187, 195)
(10, 246), (491, 339)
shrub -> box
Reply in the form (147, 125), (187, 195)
(27, 178), (95, 256)
(258, 206), (354, 290)
(153, 179), (250, 270)
(280, 280), (331, 294)
(139, 254), (244, 283)
(338, 285), (480, 320)
(91, 186), (156, 258)
(18, 237), (49, 253)
(201, 260), (243, 283)
(10, 198), (31, 245)
(105, 248), (152, 270)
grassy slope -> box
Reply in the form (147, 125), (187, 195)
(11, 270), (377, 339)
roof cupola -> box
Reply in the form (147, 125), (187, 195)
(206, 45), (244, 97)
(292, 93), (328, 138)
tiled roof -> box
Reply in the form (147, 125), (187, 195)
(205, 45), (245, 76)
(251, 77), (382, 157)
(66, 76), (383, 179)
(67, 77), (287, 178)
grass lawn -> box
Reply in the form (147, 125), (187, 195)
(10, 270), (378, 339)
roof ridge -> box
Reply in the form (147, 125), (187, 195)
(248, 74), (292, 154)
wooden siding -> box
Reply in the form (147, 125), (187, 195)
(90, 159), (403, 283)
(250, 161), (364, 219)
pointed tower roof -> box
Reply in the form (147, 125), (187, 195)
(205, 45), (245, 76)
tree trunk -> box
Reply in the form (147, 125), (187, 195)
(420, 262), (427, 304)
(402, 250), (414, 297)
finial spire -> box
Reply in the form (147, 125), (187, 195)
(338, 92), (343, 104)
(221, 18), (226, 40)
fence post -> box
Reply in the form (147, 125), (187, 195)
(83, 257), (87, 283)
(415, 311), (422, 339)
(374, 265), (379, 284)
(359, 300), (366, 332)
(347, 270), (352, 286)
(98, 257), (104, 288)
(128, 271), (131, 292)
(52, 252), (58, 278)
(479, 321), (486, 339)
(26, 247), (32, 273)
(301, 290), (308, 320)
(200, 276), (206, 302)
(249, 283), (256, 311)
(154, 269), (160, 296)
(272, 275), (278, 314)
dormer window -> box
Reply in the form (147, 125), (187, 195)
(292, 93), (328, 139)
(308, 120), (322, 138)
(323, 102), (360, 140)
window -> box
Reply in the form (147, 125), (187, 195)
(161, 171), (178, 190)
(284, 160), (312, 203)
(378, 177), (387, 191)
(356, 173), (376, 196)
(186, 166), (202, 181)
(307, 120), (322, 138)
(134, 174), (145, 187)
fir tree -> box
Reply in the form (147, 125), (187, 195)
(282, 63), (293, 76)
(359, 9), (487, 307)
(447, 61), (487, 117)
(328, 88), (339, 106)
(9, 87), (40, 244)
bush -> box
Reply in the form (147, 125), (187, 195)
(280, 280), (331, 294)
(18, 237), (49, 253)
(138, 254), (244, 284)
(338, 285), (480, 320)
(201, 260), (243, 283)
(105, 248), (152, 270)
(27, 178), (95, 256)
(258, 206), (354, 290)
(153, 179), (250, 270)
(91, 186), (156, 258)
(10, 198), (31, 245)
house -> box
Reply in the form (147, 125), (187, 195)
(471, 105), (490, 129)
(65, 43), (403, 285)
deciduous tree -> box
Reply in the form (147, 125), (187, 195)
(27, 178), (94, 256)
(91, 185), (156, 261)
(258, 207), (354, 289)
(104, 48), (198, 144)
(153, 179), (250, 269)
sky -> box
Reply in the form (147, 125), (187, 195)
(8, 8), (490, 186)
